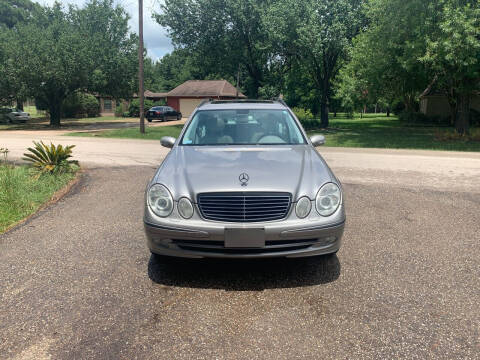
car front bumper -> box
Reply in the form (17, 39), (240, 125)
(144, 205), (345, 259)
(10, 117), (29, 123)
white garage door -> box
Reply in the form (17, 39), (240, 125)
(180, 98), (204, 118)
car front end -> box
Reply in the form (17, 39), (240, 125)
(144, 188), (344, 259)
(144, 101), (345, 259)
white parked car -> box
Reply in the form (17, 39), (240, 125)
(0, 108), (30, 124)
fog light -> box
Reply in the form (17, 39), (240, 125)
(295, 196), (312, 218)
(178, 197), (194, 219)
(324, 236), (336, 244)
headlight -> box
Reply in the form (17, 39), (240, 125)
(178, 197), (194, 219)
(316, 183), (341, 216)
(147, 184), (173, 217)
(295, 196), (311, 218)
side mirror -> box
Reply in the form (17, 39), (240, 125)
(310, 134), (325, 147)
(160, 136), (176, 148)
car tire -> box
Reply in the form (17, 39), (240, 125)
(150, 252), (174, 264)
(177, 115), (181, 120)
(147, 118), (152, 122)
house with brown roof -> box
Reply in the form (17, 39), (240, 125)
(97, 79), (245, 117)
(166, 80), (245, 117)
(419, 84), (480, 119)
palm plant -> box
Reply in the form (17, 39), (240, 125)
(23, 141), (78, 174)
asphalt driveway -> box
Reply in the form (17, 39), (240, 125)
(1, 164), (479, 359)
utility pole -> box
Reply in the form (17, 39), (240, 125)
(138, 0), (145, 134)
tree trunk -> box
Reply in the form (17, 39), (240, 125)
(455, 94), (470, 135)
(404, 94), (415, 113)
(446, 87), (456, 126)
(48, 100), (62, 127)
(320, 100), (329, 128)
(251, 82), (259, 99)
(16, 99), (24, 111)
(386, 107), (390, 117)
(447, 98), (456, 126)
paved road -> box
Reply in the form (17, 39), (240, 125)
(1, 130), (480, 358)
(1, 164), (479, 358)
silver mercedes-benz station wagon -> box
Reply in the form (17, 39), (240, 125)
(144, 100), (345, 258)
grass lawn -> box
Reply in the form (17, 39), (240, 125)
(309, 114), (480, 152)
(66, 124), (184, 140)
(0, 115), (139, 131)
(0, 165), (78, 233)
(23, 105), (47, 119)
(66, 113), (480, 152)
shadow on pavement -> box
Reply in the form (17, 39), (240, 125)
(148, 254), (341, 290)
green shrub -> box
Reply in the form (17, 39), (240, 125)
(22, 141), (79, 174)
(152, 100), (167, 107)
(300, 119), (323, 130)
(128, 99), (154, 117)
(115, 104), (124, 117)
(291, 107), (324, 129)
(62, 93), (84, 118)
(83, 94), (100, 117)
(61, 92), (100, 118)
(292, 107), (314, 122)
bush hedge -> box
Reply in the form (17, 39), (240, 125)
(128, 99), (153, 117)
(62, 93), (100, 118)
(115, 104), (124, 117)
(128, 99), (166, 117)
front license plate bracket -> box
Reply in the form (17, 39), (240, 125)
(224, 228), (265, 248)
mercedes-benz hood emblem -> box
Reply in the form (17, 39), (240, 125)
(239, 173), (249, 186)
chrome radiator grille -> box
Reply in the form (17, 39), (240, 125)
(197, 192), (291, 222)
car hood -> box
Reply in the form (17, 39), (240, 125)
(154, 145), (334, 201)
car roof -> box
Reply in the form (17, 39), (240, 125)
(198, 100), (288, 111)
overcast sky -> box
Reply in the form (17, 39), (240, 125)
(35, 0), (174, 60)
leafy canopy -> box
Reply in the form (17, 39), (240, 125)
(1, 0), (137, 126)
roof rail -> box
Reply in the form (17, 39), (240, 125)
(272, 97), (287, 106)
(209, 99), (275, 104)
(197, 99), (212, 108)
(197, 98), (288, 107)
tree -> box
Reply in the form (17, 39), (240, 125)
(338, 0), (479, 132)
(74, 0), (138, 100)
(150, 49), (199, 91)
(0, 0), (41, 108)
(335, 0), (444, 120)
(0, 0), (40, 29)
(421, 1), (480, 134)
(4, 1), (137, 126)
(266, 0), (364, 127)
(155, 0), (273, 98)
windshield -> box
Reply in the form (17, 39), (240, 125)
(180, 109), (306, 145)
